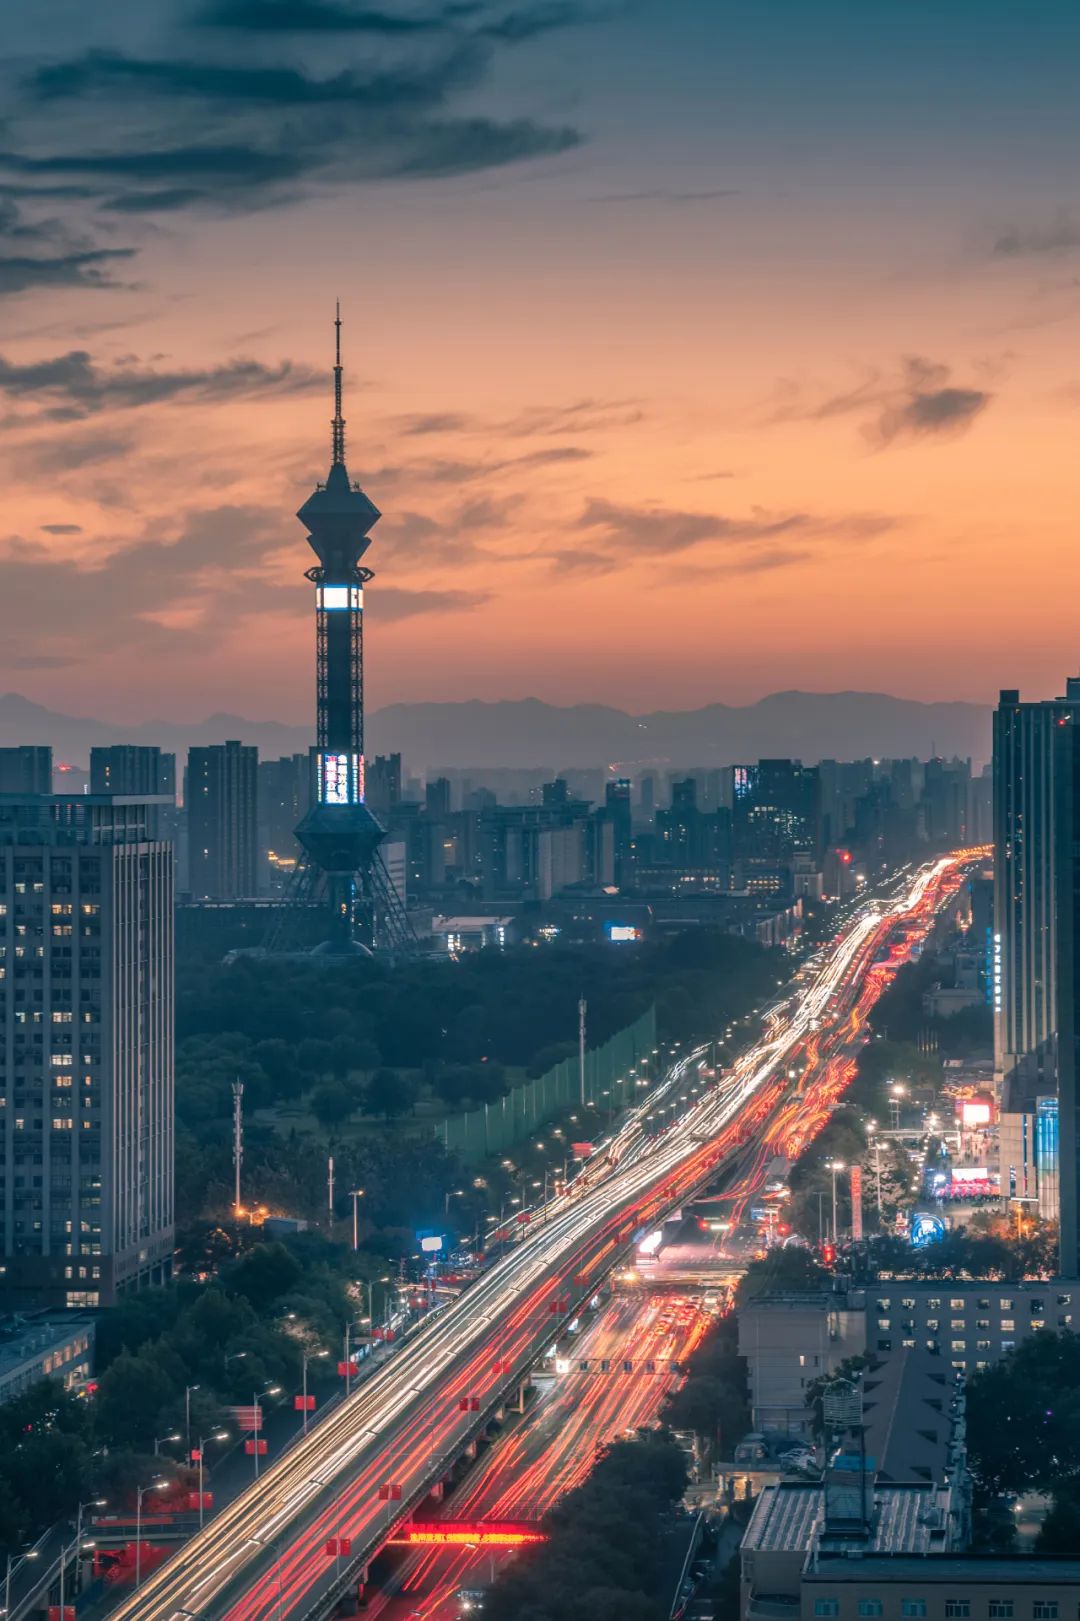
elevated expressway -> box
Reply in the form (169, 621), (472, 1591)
(115, 851), (982, 1621)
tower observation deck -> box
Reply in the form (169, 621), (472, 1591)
(283, 307), (413, 954)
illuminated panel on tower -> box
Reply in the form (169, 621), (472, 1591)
(319, 752), (365, 805)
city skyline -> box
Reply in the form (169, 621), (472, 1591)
(4, 1), (1080, 722)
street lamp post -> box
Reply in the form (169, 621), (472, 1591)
(826, 1160), (845, 1242)
(153, 1430), (180, 1457)
(350, 1188), (364, 1252)
(300, 1348), (329, 1434)
(195, 1431), (229, 1530)
(252, 1386), (281, 1479)
(889, 1083), (906, 1131)
(4, 1548), (39, 1618)
(184, 1383), (200, 1457)
(867, 1123), (883, 1216)
(135, 1480), (168, 1589)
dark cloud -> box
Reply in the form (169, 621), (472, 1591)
(27, 48), (476, 112)
(0, 349), (322, 419)
(5, 31), (581, 218)
(374, 443), (590, 485)
(767, 357), (991, 449)
(41, 523), (83, 534)
(196, 0), (588, 42)
(991, 217), (1080, 258)
(17, 429), (138, 474)
(397, 411), (476, 435)
(0, 248), (134, 296)
(197, 0), (452, 31)
(577, 497), (896, 559)
(479, 2), (589, 43)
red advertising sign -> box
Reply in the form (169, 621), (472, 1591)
(850, 1165), (864, 1242)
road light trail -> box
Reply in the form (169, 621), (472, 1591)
(111, 849), (983, 1621)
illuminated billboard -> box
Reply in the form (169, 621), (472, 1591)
(958, 1097), (993, 1127)
(319, 751), (360, 805)
(606, 924), (641, 942)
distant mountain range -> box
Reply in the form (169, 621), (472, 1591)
(0, 690), (993, 773)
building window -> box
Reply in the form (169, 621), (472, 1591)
(945, 1603), (970, 1618)
(976, 1319), (989, 1329)
(901, 1604), (927, 1619)
(814, 1604), (839, 1618)
(1030, 1301), (1044, 1314)
(858, 1604), (883, 1618)
(901, 1298), (915, 1308)
(1032, 1606), (1057, 1621)
(1001, 1319), (1015, 1331)
(877, 1318), (891, 1330)
(876, 1299), (891, 1311)
(988, 1603), (1013, 1619)
(951, 1340), (966, 1351)
(999, 1298), (1013, 1309)
(877, 1338), (892, 1352)
(1001, 1339), (1015, 1352)
(1057, 1294), (1071, 1307)
(950, 1319), (966, 1330)
(976, 1340), (990, 1350)
(950, 1298), (964, 1309)
(926, 1318), (939, 1330)
(927, 1298), (941, 1309)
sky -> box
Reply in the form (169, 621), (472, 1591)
(3, 0), (1080, 722)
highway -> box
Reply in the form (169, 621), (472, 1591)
(113, 849), (981, 1621)
(373, 1289), (713, 1620)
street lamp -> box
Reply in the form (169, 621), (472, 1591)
(153, 1430), (181, 1456)
(184, 1382), (201, 1456)
(135, 1480), (170, 1588)
(889, 1083), (906, 1131)
(350, 1188), (364, 1252)
(194, 1431), (230, 1529)
(252, 1385), (282, 1480)
(300, 1348), (329, 1435)
(444, 1187), (464, 1217)
(3, 1547), (39, 1618)
(826, 1160), (845, 1243)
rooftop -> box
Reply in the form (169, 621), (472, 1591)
(0, 1313), (95, 1380)
(742, 1483), (944, 1557)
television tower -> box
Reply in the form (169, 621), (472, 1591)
(287, 306), (412, 953)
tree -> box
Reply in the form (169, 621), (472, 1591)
(94, 1348), (181, 1451)
(309, 1080), (356, 1134)
(967, 1331), (1080, 1496)
(225, 1243), (303, 1311)
(736, 1248), (826, 1305)
(364, 1068), (418, 1120)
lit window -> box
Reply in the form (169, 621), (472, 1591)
(950, 1319), (966, 1330)
(999, 1298), (1013, 1310)
(950, 1298), (964, 1309)
(1001, 1319), (1015, 1331)
(951, 1340), (966, 1351)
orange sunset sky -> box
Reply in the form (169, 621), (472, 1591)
(3, 0), (1080, 723)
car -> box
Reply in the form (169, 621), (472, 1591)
(457, 1589), (487, 1615)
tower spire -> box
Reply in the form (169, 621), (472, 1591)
(332, 299), (346, 468)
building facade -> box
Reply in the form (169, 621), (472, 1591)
(739, 1281), (1080, 1435)
(993, 680), (1080, 1262)
(186, 741), (258, 900)
(0, 794), (174, 1306)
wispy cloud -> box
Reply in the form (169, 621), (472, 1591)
(766, 356), (992, 449)
(0, 349), (322, 420)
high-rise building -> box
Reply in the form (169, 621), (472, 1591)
(993, 681), (1080, 1264)
(90, 746), (176, 798)
(0, 748), (52, 795)
(258, 753), (313, 894)
(0, 794), (174, 1307)
(604, 779), (633, 886)
(731, 759), (820, 894)
(186, 741), (258, 899)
